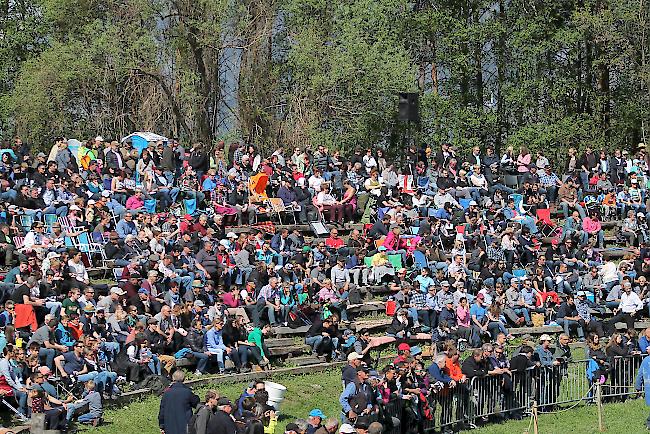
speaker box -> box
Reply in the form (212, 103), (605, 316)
(398, 92), (420, 122)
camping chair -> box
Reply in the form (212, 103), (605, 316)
(249, 172), (270, 204)
(18, 214), (33, 232)
(459, 199), (471, 210)
(536, 208), (561, 238)
(387, 254), (403, 270)
(412, 250), (429, 270)
(58, 216), (84, 233)
(504, 174), (519, 190)
(144, 199), (157, 214)
(44, 214), (58, 234)
(184, 198), (197, 216)
(266, 198), (297, 225)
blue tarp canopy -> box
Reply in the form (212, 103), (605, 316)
(120, 132), (169, 155)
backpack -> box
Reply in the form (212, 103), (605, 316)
(187, 404), (212, 434)
(138, 374), (171, 395)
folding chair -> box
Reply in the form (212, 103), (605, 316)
(184, 198), (197, 216)
(44, 214), (58, 234)
(412, 250), (428, 270)
(144, 199), (157, 214)
(504, 174), (519, 190)
(58, 216), (84, 233)
(536, 208), (561, 238)
(18, 214), (33, 232)
(266, 198), (297, 225)
(387, 254), (403, 269)
(459, 199), (471, 210)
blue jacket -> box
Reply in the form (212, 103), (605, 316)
(640, 336), (650, 353)
(427, 362), (452, 384)
(205, 328), (227, 353)
(635, 355), (650, 406)
(116, 219), (137, 238)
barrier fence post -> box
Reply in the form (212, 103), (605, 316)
(532, 400), (539, 434)
(595, 383), (604, 432)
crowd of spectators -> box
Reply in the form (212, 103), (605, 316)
(0, 136), (648, 430)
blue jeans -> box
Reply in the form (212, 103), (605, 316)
(13, 388), (27, 415)
(94, 371), (117, 394)
(147, 355), (162, 375)
(305, 335), (323, 353)
(192, 351), (209, 373)
(100, 341), (120, 362)
(43, 205), (68, 217)
(39, 347), (56, 370)
(512, 307), (531, 324)
(557, 318), (584, 338)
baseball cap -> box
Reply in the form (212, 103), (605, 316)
(147, 317), (159, 325)
(194, 300), (205, 308)
(83, 304), (96, 313)
(339, 424), (356, 434)
(378, 246), (387, 252)
(576, 291), (587, 297)
(38, 366), (52, 376)
(398, 343), (410, 352)
(347, 352), (363, 361)
(440, 280), (450, 287)
(539, 334), (552, 342)
(469, 200), (478, 206)
(217, 397), (232, 406)
(309, 409), (326, 419)
(410, 346), (422, 356)
(227, 232), (237, 238)
(138, 288), (150, 295)
(110, 287), (125, 296)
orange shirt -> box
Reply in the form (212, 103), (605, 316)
(445, 358), (464, 381)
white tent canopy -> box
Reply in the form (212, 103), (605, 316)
(120, 132), (169, 143)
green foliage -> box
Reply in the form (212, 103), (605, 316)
(1, 0), (650, 161)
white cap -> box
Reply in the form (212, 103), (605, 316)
(339, 424), (356, 434)
(101, 190), (111, 197)
(347, 352), (363, 361)
(219, 239), (230, 247)
(70, 205), (81, 211)
(95, 136), (104, 142)
(226, 232), (237, 238)
(87, 200), (96, 205)
(539, 334), (552, 342)
(469, 200), (478, 206)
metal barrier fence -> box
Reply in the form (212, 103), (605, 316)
(381, 355), (645, 433)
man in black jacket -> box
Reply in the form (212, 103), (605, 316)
(158, 370), (200, 434)
(207, 397), (237, 434)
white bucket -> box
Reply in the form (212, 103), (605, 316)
(265, 381), (287, 410)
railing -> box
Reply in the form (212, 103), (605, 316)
(380, 355), (645, 432)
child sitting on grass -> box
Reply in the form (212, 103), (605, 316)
(65, 380), (103, 426)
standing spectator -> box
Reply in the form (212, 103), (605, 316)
(158, 370), (200, 434)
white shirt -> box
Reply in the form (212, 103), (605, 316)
(67, 259), (89, 282)
(620, 291), (644, 313)
(308, 175), (325, 192)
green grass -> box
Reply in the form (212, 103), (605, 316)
(80, 365), (650, 434)
(80, 370), (344, 434)
(470, 398), (649, 434)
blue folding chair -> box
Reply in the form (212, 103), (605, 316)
(144, 199), (157, 214)
(413, 250), (428, 270)
(44, 214), (57, 234)
(459, 199), (471, 210)
(184, 198), (197, 215)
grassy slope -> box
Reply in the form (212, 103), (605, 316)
(81, 367), (650, 434)
(81, 370), (344, 434)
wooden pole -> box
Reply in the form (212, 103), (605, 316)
(596, 383), (604, 432)
(533, 401), (539, 434)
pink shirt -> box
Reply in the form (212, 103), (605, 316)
(126, 195), (144, 210)
(456, 305), (470, 327)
